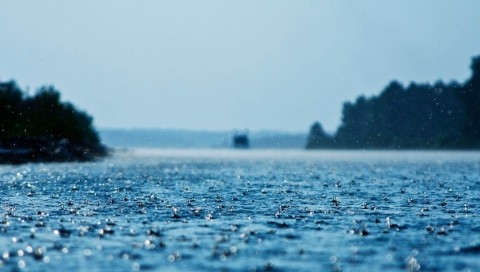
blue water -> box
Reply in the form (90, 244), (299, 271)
(1, 150), (480, 271)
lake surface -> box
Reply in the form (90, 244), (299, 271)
(1, 149), (480, 271)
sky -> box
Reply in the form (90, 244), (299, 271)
(1, 1), (480, 133)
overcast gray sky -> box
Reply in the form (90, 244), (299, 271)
(1, 1), (479, 133)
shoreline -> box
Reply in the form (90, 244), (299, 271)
(0, 139), (108, 164)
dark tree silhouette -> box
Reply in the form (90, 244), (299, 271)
(456, 56), (480, 147)
(307, 54), (480, 149)
(305, 122), (334, 149)
(0, 81), (107, 163)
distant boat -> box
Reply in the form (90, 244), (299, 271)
(232, 133), (249, 149)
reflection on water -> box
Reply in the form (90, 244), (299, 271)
(1, 149), (479, 271)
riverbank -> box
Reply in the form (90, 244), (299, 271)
(0, 138), (108, 164)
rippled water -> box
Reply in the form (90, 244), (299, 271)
(1, 149), (480, 272)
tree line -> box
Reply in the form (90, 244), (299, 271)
(306, 55), (480, 149)
(0, 81), (107, 162)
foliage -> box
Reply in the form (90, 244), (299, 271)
(305, 122), (334, 149)
(307, 55), (480, 149)
(0, 81), (107, 162)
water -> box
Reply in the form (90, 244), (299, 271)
(1, 149), (480, 272)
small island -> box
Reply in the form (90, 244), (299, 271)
(306, 54), (480, 150)
(232, 132), (250, 149)
(0, 81), (108, 164)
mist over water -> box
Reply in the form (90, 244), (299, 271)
(1, 150), (479, 271)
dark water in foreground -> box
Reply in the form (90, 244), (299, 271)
(1, 150), (480, 272)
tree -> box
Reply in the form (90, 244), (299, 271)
(305, 122), (334, 149)
(0, 81), (107, 163)
(457, 56), (480, 147)
(0, 81), (24, 137)
(306, 54), (480, 150)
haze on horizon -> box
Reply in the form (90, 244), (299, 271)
(1, 1), (479, 133)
